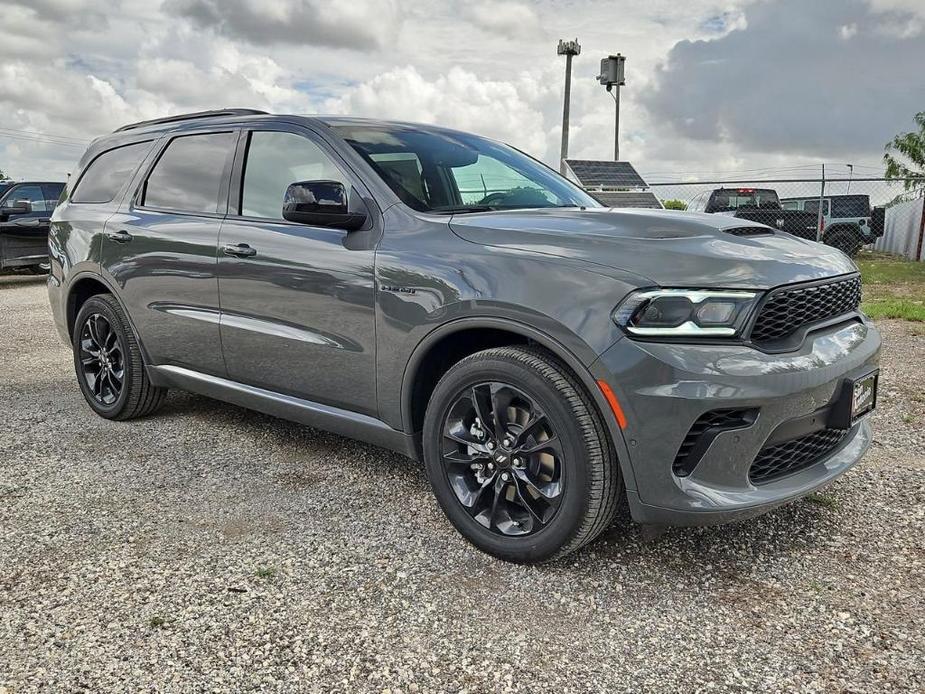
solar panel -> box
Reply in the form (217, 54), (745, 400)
(565, 159), (647, 189)
(593, 191), (663, 209)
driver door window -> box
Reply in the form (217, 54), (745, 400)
(241, 131), (347, 220)
(5, 185), (47, 213)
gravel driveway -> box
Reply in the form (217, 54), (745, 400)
(1, 274), (923, 693)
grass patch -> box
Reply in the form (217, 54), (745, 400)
(861, 298), (925, 321)
(856, 251), (925, 322)
(806, 493), (840, 510)
(255, 566), (277, 579)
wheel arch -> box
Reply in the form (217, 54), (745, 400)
(65, 273), (151, 363)
(400, 317), (633, 484)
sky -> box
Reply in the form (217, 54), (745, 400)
(0, 0), (923, 184)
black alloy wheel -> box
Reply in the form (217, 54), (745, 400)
(72, 294), (167, 420)
(78, 313), (125, 406)
(423, 346), (622, 563)
(441, 381), (564, 536)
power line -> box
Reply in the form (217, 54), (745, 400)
(0, 133), (87, 150)
(0, 126), (90, 144)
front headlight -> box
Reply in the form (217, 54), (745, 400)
(613, 288), (760, 338)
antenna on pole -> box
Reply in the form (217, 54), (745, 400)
(558, 38), (581, 175)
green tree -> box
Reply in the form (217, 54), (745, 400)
(662, 199), (688, 210)
(884, 111), (925, 190)
(0, 168), (8, 180)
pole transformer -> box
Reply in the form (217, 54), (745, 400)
(597, 54), (626, 161)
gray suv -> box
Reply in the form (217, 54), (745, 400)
(48, 109), (881, 562)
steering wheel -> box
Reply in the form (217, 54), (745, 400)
(477, 192), (511, 207)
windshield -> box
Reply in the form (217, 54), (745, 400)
(333, 124), (600, 213)
(706, 189), (780, 213)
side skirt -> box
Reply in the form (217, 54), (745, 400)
(147, 365), (418, 459)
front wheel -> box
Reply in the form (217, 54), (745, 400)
(73, 294), (167, 420)
(423, 346), (622, 563)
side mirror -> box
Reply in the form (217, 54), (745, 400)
(3, 200), (32, 215)
(282, 180), (367, 231)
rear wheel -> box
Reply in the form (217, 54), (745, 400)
(423, 346), (622, 563)
(824, 226), (863, 257)
(73, 294), (167, 420)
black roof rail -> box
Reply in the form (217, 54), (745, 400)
(113, 109), (269, 133)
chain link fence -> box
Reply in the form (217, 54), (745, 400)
(643, 177), (925, 259)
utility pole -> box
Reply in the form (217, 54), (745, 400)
(558, 38), (580, 174)
(816, 163), (826, 241)
(598, 54), (626, 161)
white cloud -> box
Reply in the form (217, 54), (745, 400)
(0, 0), (916, 185)
(326, 65), (550, 155)
(461, 1), (543, 37)
(165, 0), (404, 50)
(839, 23), (858, 39)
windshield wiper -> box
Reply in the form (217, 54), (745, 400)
(430, 205), (496, 215)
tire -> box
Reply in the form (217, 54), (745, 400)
(423, 345), (622, 563)
(824, 226), (863, 257)
(73, 294), (167, 420)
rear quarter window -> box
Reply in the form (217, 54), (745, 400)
(831, 196), (870, 218)
(71, 141), (152, 204)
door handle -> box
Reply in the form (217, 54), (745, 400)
(222, 243), (257, 258)
(106, 230), (133, 243)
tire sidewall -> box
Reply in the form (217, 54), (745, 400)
(423, 356), (593, 562)
(72, 296), (134, 417)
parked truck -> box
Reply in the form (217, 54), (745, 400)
(689, 187), (875, 256)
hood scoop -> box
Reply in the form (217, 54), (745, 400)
(723, 226), (775, 237)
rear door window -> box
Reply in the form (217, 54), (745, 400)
(142, 132), (236, 214)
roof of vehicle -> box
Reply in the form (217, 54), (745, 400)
(109, 109), (491, 140)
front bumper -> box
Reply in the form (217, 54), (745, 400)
(592, 317), (881, 525)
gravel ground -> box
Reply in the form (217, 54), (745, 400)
(1, 274), (923, 693)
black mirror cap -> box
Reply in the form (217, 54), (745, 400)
(282, 180), (366, 231)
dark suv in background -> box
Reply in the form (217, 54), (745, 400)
(48, 110), (880, 562)
(0, 180), (65, 273)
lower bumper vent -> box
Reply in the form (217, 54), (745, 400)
(749, 428), (849, 485)
(673, 408), (757, 477)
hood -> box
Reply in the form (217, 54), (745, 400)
(449, 207), (856, 289)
